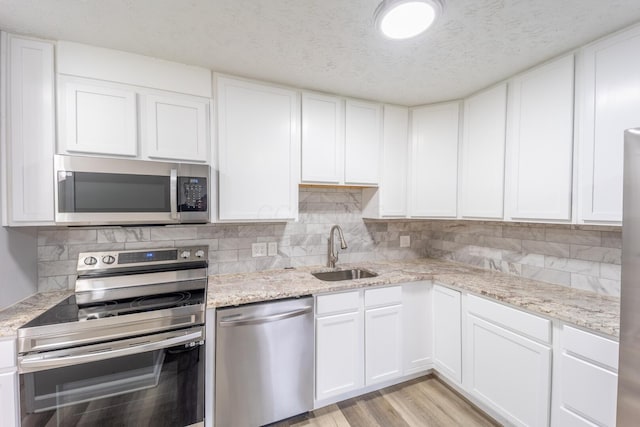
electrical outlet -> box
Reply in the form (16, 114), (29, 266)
(251, 242), (267, 257)
(400, 235), (411, 248)
(268, 242), (278, 256)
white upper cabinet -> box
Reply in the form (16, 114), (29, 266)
(344, 99), (382, 185)
(216, 76), (299, 221)
(142, 93), (209, 162)
(577, 25), (640, 224)
(1, 33), (55, 225)
(410, 102), (460, 218)
(56, 42), (211, 163)
(59, 77), (138, 156)
(362, 105), (409, 218)
(301, 95), (381, 186)
(505, 55), (575, 222)
(460, 84), (507, 219)
(301, 92), (344, 183)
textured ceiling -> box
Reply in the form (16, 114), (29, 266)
(1, 0), (640, 105)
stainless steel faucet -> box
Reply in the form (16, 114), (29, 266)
(328, 225), (348, 268)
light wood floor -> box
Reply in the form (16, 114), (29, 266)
(269, 375), (501, 427)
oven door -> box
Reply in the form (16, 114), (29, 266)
(19, 326), (204, 427)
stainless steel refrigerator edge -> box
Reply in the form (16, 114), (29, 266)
(618, 128), (640, 424)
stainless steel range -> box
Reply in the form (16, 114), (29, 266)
(17, 246), (208, 427)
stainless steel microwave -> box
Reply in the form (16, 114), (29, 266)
(54, 155), (209, 225)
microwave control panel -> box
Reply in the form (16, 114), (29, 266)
(178, 177), (207, 212)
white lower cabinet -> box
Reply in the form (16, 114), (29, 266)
(465, 295), (552, 427)
(433, 284), (462, 383)
(402, 282), (432, 374)
(315, 291), (364, 401)
(0, 338), (18, 427)
(365, 304), (402, 385)
(552, 325), (619, 427)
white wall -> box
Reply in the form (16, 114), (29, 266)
(0, 226), (37, 309)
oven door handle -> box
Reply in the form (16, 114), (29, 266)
(19, 331), (202, 373)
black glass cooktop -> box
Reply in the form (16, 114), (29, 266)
(21, 290), (206, 329)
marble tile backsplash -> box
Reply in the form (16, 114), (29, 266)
(423, 221), (622, 296)
(36, 188), (431, 292)
(36, 187), (622, 297)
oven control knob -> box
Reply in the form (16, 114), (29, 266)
(84, 256), (98, 266)
(102, 255), (116, 264)
(195, 249), (205, 258)
(180, 250), (191, 259)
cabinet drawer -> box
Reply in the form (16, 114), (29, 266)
(0, 339), (16, 370)
(364, 286), (402, 308)
(467, 294), (551, 343)
(316, 291), (360, 315)
(560, 352), (618, 426)
(563, 325), (618, 371)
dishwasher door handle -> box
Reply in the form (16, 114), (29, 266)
(218, 306), (312, 327)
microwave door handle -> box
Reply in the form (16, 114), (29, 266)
(170, 168), (178, 220)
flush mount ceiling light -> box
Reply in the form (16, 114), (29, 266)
(374, 0), (444, 40)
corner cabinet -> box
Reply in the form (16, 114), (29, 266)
(504, 55), (575, 222)
(433, 284), (462, 384)
(216, 76), (299, 221)
(460, 84), (507, 219)
(344, 100), (382, 185)
(0, 33), (55, 226)
(576, 25), (640, 224)
(410, 102), (460, 218)
(363, 104), (409, 218)
(465, 295), (552, 427)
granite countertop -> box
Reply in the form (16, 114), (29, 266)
(0, 258), (620, 339)
(208, 258), (620, 338)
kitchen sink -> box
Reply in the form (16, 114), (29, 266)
(312, 269), (378, 282)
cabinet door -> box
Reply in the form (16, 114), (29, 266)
(144, 94), (209, 162)
(301, 93), (344, 183)
(59, 77), (138, 156)
(217, 77), (299, 221)
(365, 304), (402, 385)
(2, 34), (55, 224)
(381, 105), (409, 216)
(578, 26), (640, 223)
(0, 371), (19, 427)
(316, 311), (363, 400)
(467, 314), (551, 427)
(461, 84), (507, 219)
(410, 102), (460, 218)
(433, 285), (462, 383)
(344, 100), (381, 185)
(505, 55), (574, 221)
(402, 282), (432, 375)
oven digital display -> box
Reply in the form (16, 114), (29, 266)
(118, 250), (178, 264)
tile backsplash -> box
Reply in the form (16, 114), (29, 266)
(36, 188), (622, 297)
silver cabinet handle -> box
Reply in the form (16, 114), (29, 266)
(19, 331), (202, 373)
(170, 168), (178, 220)
(218, 306), (312, 327)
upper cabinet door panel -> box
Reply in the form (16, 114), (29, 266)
(217, 77), (299, 221)
(344, 100), (381, 185)
(410, 102), (460, 218)
(144, 94), (209, 162)
(60, 78), (138, 157)
(505, 55), (575, 221)
(4, 34), (55, 224)
(301, 93), (344, 183)
(578, 26), (640, 223)
(461, 84), (507, 219)
(380, 105), (409, 217)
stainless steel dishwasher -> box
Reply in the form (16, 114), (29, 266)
(215, 297), (314, 427)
